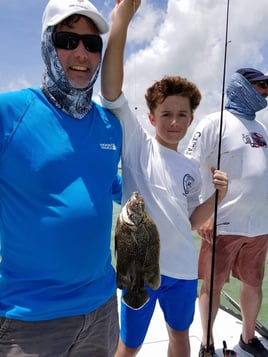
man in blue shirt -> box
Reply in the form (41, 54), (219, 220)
(0, 0), (122, 356)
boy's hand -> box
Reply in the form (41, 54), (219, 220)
(211, 167), (228, 202)
(112, 0), (141, 27)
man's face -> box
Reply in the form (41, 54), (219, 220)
(54, 17), (101, 89)
(251, 80), (268, 99)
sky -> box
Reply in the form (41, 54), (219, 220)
(1, 0), (268, 145)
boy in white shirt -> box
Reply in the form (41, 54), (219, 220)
(101, 1), (228, 356)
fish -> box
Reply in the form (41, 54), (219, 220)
(115, 192), (160, 309)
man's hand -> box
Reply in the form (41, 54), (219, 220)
(197, 217), (214, 243)
(196, 168), (228, 242)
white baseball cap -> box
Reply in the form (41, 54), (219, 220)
(42, 0), (109, 36)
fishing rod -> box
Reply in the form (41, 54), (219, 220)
(204, 0), (231, 354)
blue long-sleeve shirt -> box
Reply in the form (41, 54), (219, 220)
(0, 88), (122, 321)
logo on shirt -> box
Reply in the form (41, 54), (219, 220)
(185, 131), (201, 155)
(99, 143), (117, 150)
(183, 174), (195, 195)
(242, 132), (267, 148)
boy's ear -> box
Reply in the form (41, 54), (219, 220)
(148, 113), (156, 126)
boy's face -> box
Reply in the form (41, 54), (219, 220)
(149, 95), (193, 150)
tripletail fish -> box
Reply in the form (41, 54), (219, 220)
(115, 192), (160, 309)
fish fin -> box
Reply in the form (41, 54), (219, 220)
(116, 273), (131, 290)
(145, 268), (161, 290)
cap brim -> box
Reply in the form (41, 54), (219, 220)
(44, 10), (109, 35)
(251, 74), (268, 81)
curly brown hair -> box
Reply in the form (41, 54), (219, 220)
(145, 76), (202, 114)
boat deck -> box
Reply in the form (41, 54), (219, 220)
(117, 293), (268, 356)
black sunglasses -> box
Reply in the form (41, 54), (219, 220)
(52, 32), (103, 53)
(251, 80), (268, 89)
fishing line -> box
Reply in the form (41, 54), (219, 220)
(132, 0), (140, 187)
(133, 3), (138, 112)
(205, 0), (231, 353)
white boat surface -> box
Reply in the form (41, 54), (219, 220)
(117, 291), (268, 356)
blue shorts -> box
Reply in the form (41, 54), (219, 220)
(119, 275), (197, 348)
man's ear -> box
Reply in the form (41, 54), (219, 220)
(188, 114), (194, 127)
(148, 113), (156, 126)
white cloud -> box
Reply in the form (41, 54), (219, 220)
(127, 0), (166, 45)
(121, 0), (268, 144)
(0, 76), (32, 93)
(1, 0), (268, 142)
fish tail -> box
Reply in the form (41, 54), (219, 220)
(122, 289), (149, 310)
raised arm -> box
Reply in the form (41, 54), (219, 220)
(101, 0), (141, 101)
